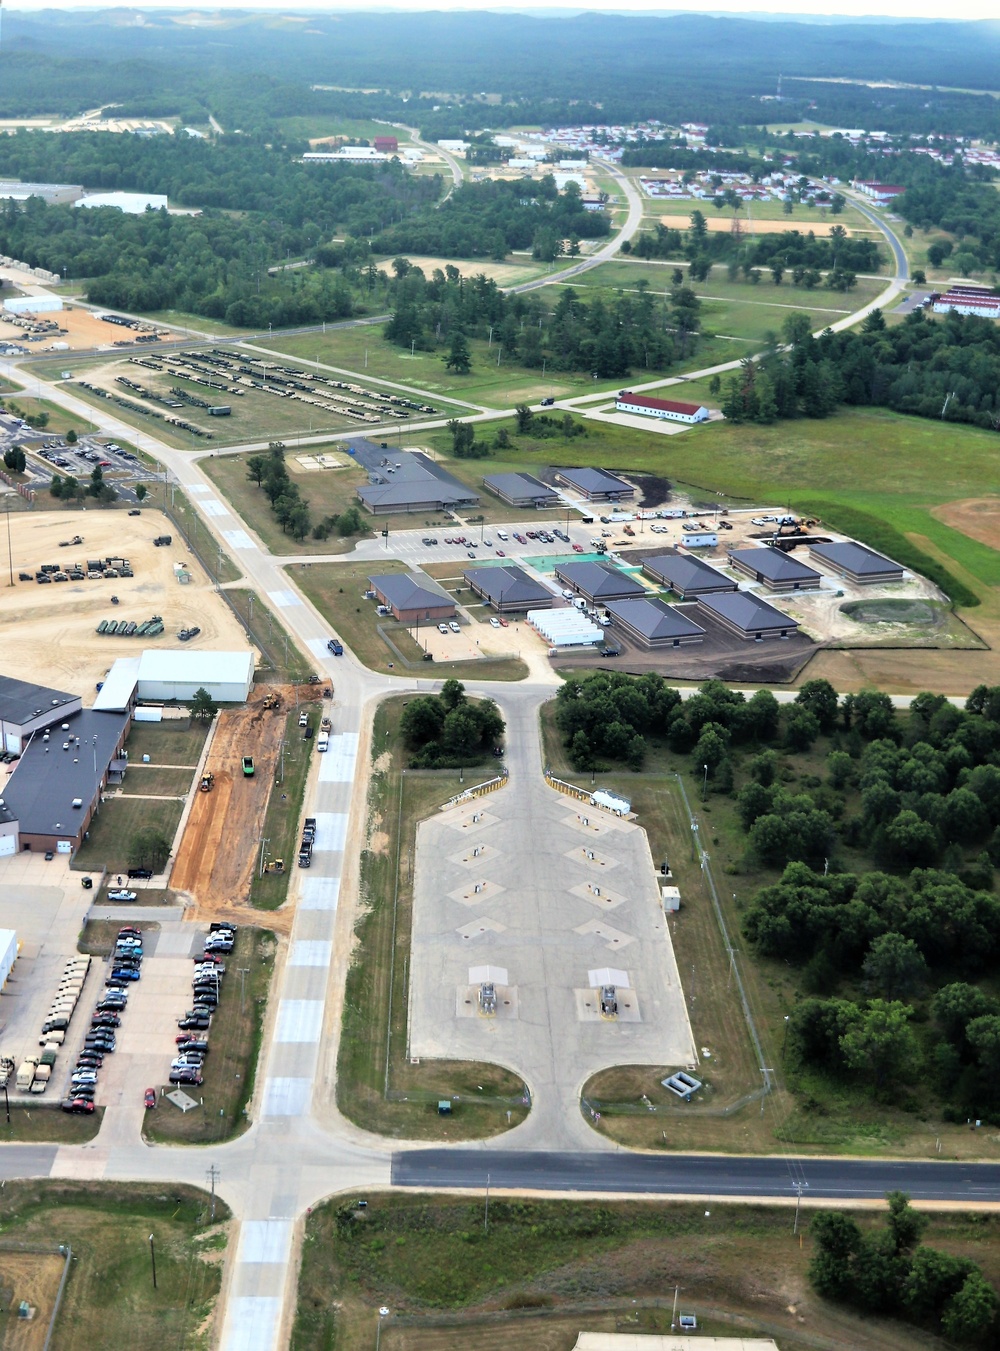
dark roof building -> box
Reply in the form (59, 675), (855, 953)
(606, 597), (706, 649)
(464, 564), (553, 613)
(696, 592), (800, 641)
(355, 446), (479, 515)
(0, 676), (82, 755)
(483, 471), (559, 508)
(553, 467), (635, 502)
(641, 551), (737, 599)
(369, 572), (456, 623)
(727, 547), (822, 592)
(808, 540), (905, 585)
(554, 560), (646, 603)
(3, 708), (131, 853)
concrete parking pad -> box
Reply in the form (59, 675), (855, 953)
(410, 778), (696, 1129)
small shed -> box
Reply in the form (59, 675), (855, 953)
(661, 886), (681, 912)
(0, 928), (17, 990)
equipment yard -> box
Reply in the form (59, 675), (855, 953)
(170, 684), (322, 927)
(0, 303), (170, 355)
(0, 508), (252, 695)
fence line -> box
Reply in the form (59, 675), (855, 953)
(440, 769), (508, 810)
(43, 1244), (73, 1351)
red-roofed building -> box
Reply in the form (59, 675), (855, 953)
(933, 289), (1000, 319)
(615, 391), (710, 424)
(374, 136), (398, 155)
(853, 181), (906, 204)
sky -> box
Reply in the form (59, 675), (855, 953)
(3, 0), (998, 18)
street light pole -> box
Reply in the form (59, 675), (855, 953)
(148, 1233), (158, 1290)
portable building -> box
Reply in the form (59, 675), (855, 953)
(135, 649), (254, 703)
(0, 929), (16, 990)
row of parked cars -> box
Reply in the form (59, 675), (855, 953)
(61, 928), (145, 1113)
(168, 924), (237, 1087)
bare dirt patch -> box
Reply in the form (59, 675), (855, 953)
(0, 303), (169, 354)
(0, 1250), (65, 1351)
(171, 685), (323, 928)
(641, 213), (847, 236)
(0, 508), (252, 696)
(932, 496), (1000, 551)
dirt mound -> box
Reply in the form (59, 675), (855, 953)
(931, 497), (1000, 551)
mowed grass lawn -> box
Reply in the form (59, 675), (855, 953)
(1, 1181), (227, 1351)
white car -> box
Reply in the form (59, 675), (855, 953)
(107, 889), (138, 902)
(437, 622), (450, 634)
(448, 621), (461, 634)
(489, 617), (501, 629)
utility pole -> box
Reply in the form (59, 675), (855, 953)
(671, 1285), (679, 1330)
(793, 1183), (803, 1235)
(484, 1173), (490, 1233)
(148, 1233), (158, 1289)
(5, 497), (12, 589)
(206, 1164), (220, 1222)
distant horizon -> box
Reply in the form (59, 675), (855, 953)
(3, 2), (998, 22)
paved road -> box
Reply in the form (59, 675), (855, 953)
(392, 1149), (1000, 1202)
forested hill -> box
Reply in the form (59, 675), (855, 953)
(5, 11), (1000, 137)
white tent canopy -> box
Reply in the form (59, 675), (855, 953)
(527, 608), (603, 647)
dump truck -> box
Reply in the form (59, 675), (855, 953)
(302, 817), (317, 843)
(242, 756), (255, 777)
(200, 772), (214, 793)
(16, 1057), (39, 1091)
(298, 839), (313, 869)
(320, 716), (332, 733)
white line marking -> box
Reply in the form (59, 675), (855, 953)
(267, 589), (302, 608)
(261, 1077), (311, 1117)
(222, 529), (254, 549)
(300, 877), (340, 910)
(275, 999), (324, 1043)
(289, 940), (332, 967)
(319, 733), (358, 783)
(313, 812), (348, 850)
(201, 498), (227, 517)
(220, 1296), (281, 1351)
(238, 1219), (293, 1265)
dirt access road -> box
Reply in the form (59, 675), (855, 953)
(171, 684), (322, 930)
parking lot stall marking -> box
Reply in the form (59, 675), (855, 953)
(289, 940), (332, 967)
(274, 999), (324, 1043)
(222, 529), (255, 550)
(200, 498), (228, 518)
(261, 1076), (312, 1117)
(219, 1296), (282, 1351)
(237, 1219), (293, 1266)
(312, 812), (348, 851)
(319, 733), (359, 783)
(299, 876), (340, 910)
(266, 589), (302, 608)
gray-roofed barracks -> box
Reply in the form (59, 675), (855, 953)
(464, 565), (554, 613)
(3, 708), (131, 853)
(369, 572), (456, 623)
(808, 540), (904, 585)
(554, 560), (646, 603)
(354, 442), (479, 515)
(640, 551), (737, 599)
(483, 472), (559, 508)
(553, 467), (635, 502)
(606, 597), (706, 649)
(727, 547), (822, 592)
(696, 591), (800, 640)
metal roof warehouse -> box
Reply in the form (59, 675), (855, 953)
(606, 597), (706, 649)
(640, 551), (737, 599)
(554, 560), (646, 603)
(808, 540), (905, 585)
(614, 391), (709, 424)
(0, 675), (82, 755)
(727, 547), (822, 592)
(368, 572), (456, 622)
(696, 591), (800, 641)
(464, 565), (554, 613)
(482, 472), (559, 508)
(553, 467), (635, 502)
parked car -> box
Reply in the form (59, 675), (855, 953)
(178, 1015), (211, 1030)
(175, 1039), (209, 1052)
(118, 926), (142, 937)
(169, 1071), (203, 1085)
(572, 543), (585, 553)
(489, 617), (501, 629)
(448, 621), (461, 634)
(110, 968), (141, 982)
(499, 617), (509, 627)
(127, 868), (153, 880)
(107, 889), (138, 902)
(62, 1098), (95, 1114)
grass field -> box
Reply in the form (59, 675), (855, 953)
(123, 717), (210, 766)
(225, 588), (313, 682)
(249, 707), (316, 909)
(0, 1181), (227, 1350)
(200, 450), (369, 557)
(292, 1192), (1000, 1351)
(73, 795), (184, 875)
(336, 697), (529, 1141)
(7, 395), (96, 438)
(0, 1107), (103, 1143)
(144, 927), (275, 1143)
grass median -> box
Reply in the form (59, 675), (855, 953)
(336, 697), (528, 1140)
(0, 1181), (228, 1350)
(226, 587), (314, 682)
(250, 705), (317, 910)
(143, 926), (275, 1144)
(292, 1192), (999, 1351)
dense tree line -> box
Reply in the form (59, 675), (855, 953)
(399, 680), (505, 768)
(629, 215), (875, 284)
(371, 178), (608, 263)
(811, 1192), (998, 1346)
(722, 306), (1000, 434)
(384, 263), (701, 380)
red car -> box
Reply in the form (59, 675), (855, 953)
(572, 543), (585, 552)
(499, 617), (509, 627)
(496, 549), (506, 557)
(144, 1087), (157, 1110)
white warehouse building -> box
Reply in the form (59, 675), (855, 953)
(3, 293), (63, 316)
(96, 649), (255, 707)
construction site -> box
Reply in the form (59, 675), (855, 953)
(170, 683), (326, 928)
